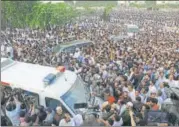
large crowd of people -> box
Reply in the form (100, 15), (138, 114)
(1, 8), (179, 126)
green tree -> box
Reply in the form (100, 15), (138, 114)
(102, 5), (114, 21)
(1, 1), (78, 29)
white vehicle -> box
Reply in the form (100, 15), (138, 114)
(125, 24), (139, 37)
(1, 58), (103, 117)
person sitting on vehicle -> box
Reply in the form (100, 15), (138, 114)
(52, 106), (64, 126)
(43, 107), (55, 124)
(5, 96), (21, 126)
(59, 113), (75, 126)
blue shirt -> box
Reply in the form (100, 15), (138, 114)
(6, 102), (21, 126)
(44, 110), (55, 123)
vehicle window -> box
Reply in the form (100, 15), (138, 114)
(45, 97), (70, 115)
(63, 46), (76, 53)
(22, 90), (39, 106)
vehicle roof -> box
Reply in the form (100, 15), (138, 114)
(1, 58), (77, 97)
(1, 58), (7, 63)
(53, 40), (94, 54)
(126, 24), (139, 28)
(60, 40), (93, 47)
(110, 35), (130, 41)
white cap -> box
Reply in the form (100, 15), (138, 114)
(127, 102), (133, 107)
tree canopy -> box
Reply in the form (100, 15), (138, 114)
(1, 1), (78, 29)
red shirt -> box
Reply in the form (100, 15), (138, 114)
(152, 104), (159, 111)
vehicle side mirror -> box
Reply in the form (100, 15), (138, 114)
(74, 103), (88, 109)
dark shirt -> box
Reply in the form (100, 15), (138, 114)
(121, 110), (131, 126)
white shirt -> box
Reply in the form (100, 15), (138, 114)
(73, 114), (83, 126)
(6, 46), (12, 53)
(59, 119), (75, 126)
(128, 89), (136, 102)
(73, 51), (80, 58)
(1, 45), (5, 52)
(149, 85), (157, 95)
(166, 79), (178, 88)
(113, 118), (123, 126)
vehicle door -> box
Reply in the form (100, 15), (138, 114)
(43, 96), (74, 117)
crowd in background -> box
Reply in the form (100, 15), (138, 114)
(1, 8), (179, 126)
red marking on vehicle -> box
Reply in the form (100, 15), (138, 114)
(1, 81), (10, 86)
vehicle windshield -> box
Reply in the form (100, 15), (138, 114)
(1, 58), (14, 69)
(53, 44), (61, 54)
(61, 76), (89, 114)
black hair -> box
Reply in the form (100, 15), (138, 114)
(37, 105), (44, 112)
(108, 118), (114, 126)
(114, 114), (121, 122)
(136, 96), (141, 102)
(6, 103), (16, 111)
(38, 111), (47, 123)
(146, 97), (152, 103)
(163, 82), (169, 88)
(157, 90), (162, 96)
(31, 114), (37, 123)
(135, 112), (143, 119)
(25, 115), (31, 123)
(170, 93), (179, 100)
(120, 100), (126, 105)
(10, 97), (14, 102)
(20, 103), (26, 110)
(143, 104), (150, 110)
(19, 111), (26, 118)
(42, 121), (51, 126)
(144, 87), (149, 93)
(96, 82), (100, 86)
(105, 104), (111, 113)
(151, 98), (158, 104)
(122, 75), (128, 82)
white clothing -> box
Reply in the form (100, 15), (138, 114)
(128, 89), (136, 102)
(113, 118), (123, 126)
(73, 114), (83, 126)
(73, 51), (80, 58)
(59, 119), (75, 126)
